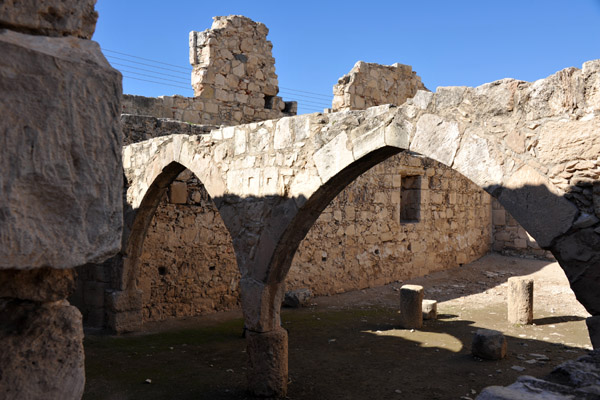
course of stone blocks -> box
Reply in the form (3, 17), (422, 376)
(0, 1), (122, 398)
(3, 4), (600, 399)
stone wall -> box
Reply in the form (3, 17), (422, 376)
(138, 151), (491, 321)
(491, 199), (554, 259)
(137, 170), (240, 321)
(332, 61), (427, 111)
(122, 15), (296, 126)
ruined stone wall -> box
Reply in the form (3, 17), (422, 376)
(137, 170), (239, 321)
(491, 199), (554, 259)
(287, 153), (492, 294)
(138, 151), (491, 321)
(121, 15), (297, 126)
(332, 61), (427, 111)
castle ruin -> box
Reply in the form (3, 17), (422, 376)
(1, 5), (600, 399)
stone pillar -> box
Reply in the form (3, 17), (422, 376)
(400, 284), (424, 329)
(507, 277), (534, 324)
(0, 268), (85, 400)
(422, 299), (438, 320)
(246, 327), (289, 398)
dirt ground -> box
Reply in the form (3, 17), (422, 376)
(83, 254), (592, 399)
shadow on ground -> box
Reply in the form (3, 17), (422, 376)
(83, 306), (590, 400)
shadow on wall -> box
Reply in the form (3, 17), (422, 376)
(71, 152), (600, 335)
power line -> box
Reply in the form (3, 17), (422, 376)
(104, 49), (335, 101)
(279, 90), (333, 103)
(110, 61), (191, 81)
(279, 86), (332, 99)
(106, 55), (190, 76)
(122, 75), (193, 92)
(119, 69), (190, 86)
(102, 48), (191, 71)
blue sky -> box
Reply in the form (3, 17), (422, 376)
(94, 1), (600, 115)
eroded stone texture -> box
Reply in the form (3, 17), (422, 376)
(246, 327), (288, 398)
(472, 329), (507, 360)
(0, 268), (75, 302)
(0, 30), (123, 269)
(399, 284), (424, 329)
(0, 0), (97, 39)
(0, 299), (85, 400)
(332, 61), (427, 111)
(507, 277), (534, 325)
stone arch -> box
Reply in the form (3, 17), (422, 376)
(104, 135), (230, 332)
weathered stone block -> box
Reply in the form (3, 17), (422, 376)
(282, 288), (312, 308)
(422, 299), (437, 320)
(0, 0), (97, 39)
(246, 327), (288, 398)
(472, 329), (507, 360)
(508, 277), (534, 325)
(169, 181), (188, 204)
(400, 284), (424, 329)
(0, 30), (123, 270)
(0, 299), (84, 400)
(0, 267), (75, 301)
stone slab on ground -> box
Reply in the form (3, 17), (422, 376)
(283, 288), (312, 308)
(477, 351), (600, 399)
(472, 329), (507, 360)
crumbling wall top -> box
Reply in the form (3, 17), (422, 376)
(332, 61), (427, 111)
(189, 15), (279, 101)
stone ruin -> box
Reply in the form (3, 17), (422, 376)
(121, 15), (296, 126)
(1, 4), (600, 399)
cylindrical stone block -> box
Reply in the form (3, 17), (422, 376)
(422, 299), (438, 320)
(246, 327), (288, 398)
(400, 284), (424, 329)
(507, 277), (534, 324)
(472, 329), (507, 360)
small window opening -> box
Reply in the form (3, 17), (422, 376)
(400, 175), (421, 223)
(264, 95), (274, 109)
(158, 266), (167, 276)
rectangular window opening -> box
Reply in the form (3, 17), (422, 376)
(400, 175), (421, 223)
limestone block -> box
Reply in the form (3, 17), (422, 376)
(472, 329), (507, 360)
(282, 288), (312, 308)
(169, 181), (188, 204)
(507, 277), (534, 324)
(0, 299), (84, 400)
(0, 267), (75, 301)
(0, 30), (123, 269)
(422, 299), (437, 320)
(246, 327), (288, 398)
(399, 284), (424, 329)
(0, 0), (97, 39)
(411, 114), (460, 167)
